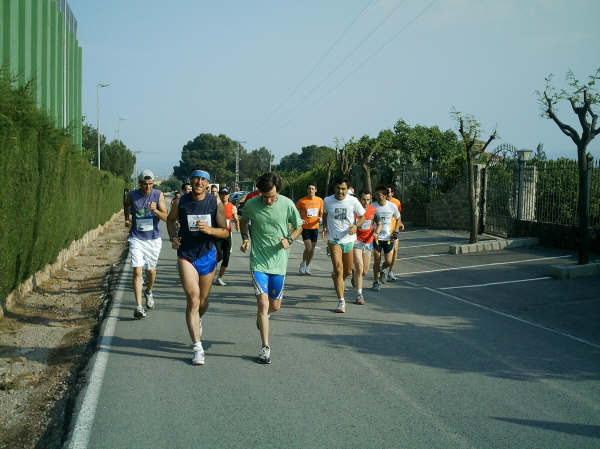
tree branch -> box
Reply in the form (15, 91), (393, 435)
(544, 92), (580, 143)
(480, 130), (497, 153)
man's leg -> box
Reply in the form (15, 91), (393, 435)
(132, 266), (144, 307)
(353, 248), (365, 304)
(384, 245), (395, 270)
(353, 248), (363, 291)
(329, 243), (344, 299)
(390, 239), (399, 273)
(178, 259), (214, 343)
(362, 250), (372, 278)
(342, 249), (354, 280)
(373, 248), (382, 290)
(256, 295), (282, 348)
(306, 240), (318, 266)
(302, 239), (312, 265)
(216, 236), (231, 284)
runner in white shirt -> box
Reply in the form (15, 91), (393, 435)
(322, 179), (366, 313)
(372, 185), (402, 291)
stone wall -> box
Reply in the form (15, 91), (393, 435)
(425, 180), (471, 230)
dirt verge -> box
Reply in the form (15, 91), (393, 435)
(0, 219), (128, 449)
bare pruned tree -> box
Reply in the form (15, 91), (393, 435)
(451, 109), (497, 243)
(536, 68), (600, 264)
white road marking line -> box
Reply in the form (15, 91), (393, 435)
(398, 241), (480, 249)
(439, 277), (552, 290)
(424, 286), (600, 350)
(397, 255), (572, 276)
(66, 261), (128, 449)
(396, 254), (445, 261)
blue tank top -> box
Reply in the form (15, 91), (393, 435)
(129, 189), (162, 240)
(177, 193), (218, 261)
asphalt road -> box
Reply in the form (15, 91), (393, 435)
(66, 225), (600, 448)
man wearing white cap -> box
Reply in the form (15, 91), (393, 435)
(124, 169), (168, 319)
(167, 168), (229, 365)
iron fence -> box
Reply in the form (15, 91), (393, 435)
(395, 161), (465, 205)
(391, 157), (600, 237)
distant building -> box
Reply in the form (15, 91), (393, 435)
(0, 0), (83, 150)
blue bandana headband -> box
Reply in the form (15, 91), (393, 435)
(190, 169), (210, 181)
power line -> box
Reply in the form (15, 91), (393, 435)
(252, 0), (378, 135)
(278, 0), (439, 131)
(263, 0), (409, 135)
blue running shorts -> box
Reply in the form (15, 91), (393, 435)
(180, 246), (217, 276)
(373, 240), (394, 254)
(252, 271), (285, 300)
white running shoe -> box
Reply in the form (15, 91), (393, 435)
(192, 348), (205, 366)
(258, 346), (271, 364)
(144, 290), (154, 309)
(387, 271), (397, 282)
(134, 307), (146, 319)
(299, 261), (306, 274)
(215, 277), (226, 286)
(304, 264), (312, 275)
(335, 299), (346, 313)
(355, 293), (366, 305)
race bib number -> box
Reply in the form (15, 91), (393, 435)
(334, 208), (347, 221)
(136, 218), (153, 232)
(306, 207), (319, 218)
(188, 214), (211, 231)
(360, 219), (372, 230)
(226, 218), (231, 229)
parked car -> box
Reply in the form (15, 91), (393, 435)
(230, 191), (249, 208)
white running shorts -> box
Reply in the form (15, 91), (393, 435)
(129, 237), (162, 269)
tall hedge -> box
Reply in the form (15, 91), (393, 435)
(0, 72), (124, 302)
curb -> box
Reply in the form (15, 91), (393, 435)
(62, 252), (130, 449)
(1, 210), (123, 320)
(547, 262), (600, 280)
(449, 237), (539, 254)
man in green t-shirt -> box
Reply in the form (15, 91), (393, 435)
(239, 172), (303, 364)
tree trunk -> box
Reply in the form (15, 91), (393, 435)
(325, 164), (333, 197)
(467, 150), (478, 243)
(577, 147), (591, 264)
(363, 163), (372, 194)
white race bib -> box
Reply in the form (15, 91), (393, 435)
(136, 218), (153, 232)
(306, 207), (319, 218)
(188, 214), (211, 232)
(226, 218), (231, 229)
(360, 219), (371, 230)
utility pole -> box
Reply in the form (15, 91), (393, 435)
(96, 82), (110, 170)
(235, 140), (246, 191)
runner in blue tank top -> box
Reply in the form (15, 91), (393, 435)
(124, 169), (168, 319)
(167, 169), (229, 366)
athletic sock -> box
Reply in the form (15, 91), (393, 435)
(357, 289), (362, 295)
(136, 305), (144, 311)
(193, 341), (203, 351)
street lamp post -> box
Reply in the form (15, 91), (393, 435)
(116, 116), (127, 141)
(96, 82), (110, 170)
(132, 150), (142, 183)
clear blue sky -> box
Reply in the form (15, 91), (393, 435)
(71, 0), (600, 178)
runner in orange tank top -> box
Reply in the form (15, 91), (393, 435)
(214, 187), (240, 286)
(386, 185), (404, 281)
(296, 181), (323, 275)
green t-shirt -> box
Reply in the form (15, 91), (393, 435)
(240, 194), (303, 275)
